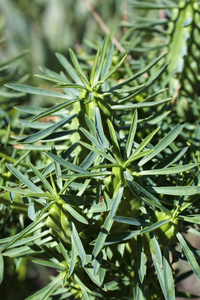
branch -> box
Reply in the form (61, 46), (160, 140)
(82, 0), (125, 53)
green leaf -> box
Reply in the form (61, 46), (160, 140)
(80, 127), (105, 151)
(6, 84), (69, 99)
(27, 161), (54, 195)
(69, 49), (90, 88)
(93, 251), (103, 276)
(52, 147), (63, 190)
(113, 84), (145, 94)
(163, 247), (175, 300)
(0, 221), (47, 246)
(107, 119), (123, 163)
(93, 36), (109, 84)
(79, 141), (116, 164)
(59, 194), (95, 207)
(134, 270), (145, 300)
(6, 164), (42, 193)
(95, 107), (109, 148)
(125, 110), (138, 159)
(34, 74), (70, 85)
(89, 163), (120, 170)
(149, 186), (200, 196)
(74, 275), (92, 295)
(112, 98), (170, 110)
(45, 152), (87, 173)
(25, 276), (61, 300)
(15, 106), (47, 115)
(0, 253), (4, 284)
(5, 229), (50, 249)
(0, 90), (25, 98)
(176, 232), (200, 281)
(126, 178), (160, 203)
(64, 204), (88, 224)
(31, 98), (78, 122)
(55, 83), (88, 90)
(118, 62), (169, 104)
(130, 127), (160, 158)
(71, 222), (86, 261)
(85, 115), (96, 136)
(101, 54), (127, 83)
(0, 186), (35, 196)
(104, 230), (140, 245)
(98, 266), (107, 287)
(149, 231), (163, 266)
(177, 215), (200, 225)
(111, 53), (167, 90)
(68, 239), (78, 277)
(139, 163), (198, 176)
(18, 119), (50, 129)
(56, 52), (83, 84)
(113, 216), (150, 227)
(83, 264), (104, 288)
(90, 50), (100, 85)
(58, 241), (69, 262)
(92, 214), (114, 258)
(152, 253), (167, 299)
(24, 192), (53, 200)
(32, 260), (66, 271)
(141, 219), (170, 234)
(2, 212), (48, 251)
(142, 197), (171, 216)
(124, 149), (153, 166)
(3, 246), (31, 257)
(138, 123), (184, 166)
(110, 187), (124, 217)
(101, 43), (114, 81)
(155, 147), (188, 169)
(137, 235), (146, 283)
(62, 171), (111, 179)
(89, 198), (113, 213)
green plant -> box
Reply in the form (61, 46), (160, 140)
(1, 1), (200, 299)
(123, 0), (200, 122)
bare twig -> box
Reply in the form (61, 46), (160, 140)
(173, 83), (182, 103)
(123, 1), (128, 34)
(82, 0), (125, 53)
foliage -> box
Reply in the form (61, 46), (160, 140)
(0, 0), (200, 299)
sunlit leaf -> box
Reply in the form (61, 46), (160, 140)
(92, 214), (114, 258)
(139, 163), (198, 176)
(71, 222), (86, 261)
(6, 164), (42, 193)
(32, 260), (66, 271)
(56, 52), (83, 84)
(176, 232), (200, 280)
(139, 123), (184, 166)
(149, 186), (200, 196)
(163, 247), (175, 300)
(125, 110), (138, 159)
(0, 253), (4, 284)
(6, 84), (68, 99)
(64, 204), (88, 224)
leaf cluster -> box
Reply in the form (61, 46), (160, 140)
(0, 1), (200, 299)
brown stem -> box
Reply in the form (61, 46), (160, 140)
(82, 0), (125, 53)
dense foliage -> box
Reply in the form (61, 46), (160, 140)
(0, 1), (200, 299)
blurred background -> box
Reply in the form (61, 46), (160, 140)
(0, 0), (125, 76)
